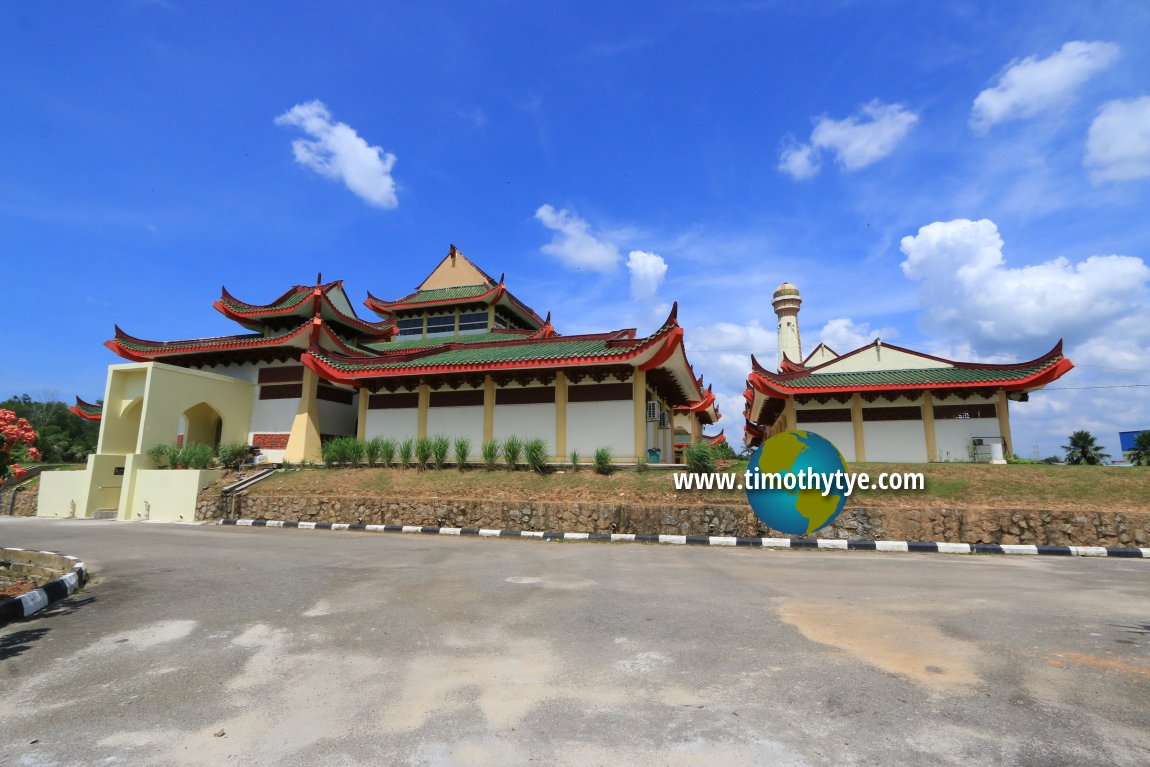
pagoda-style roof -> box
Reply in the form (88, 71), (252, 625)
(365, 282), (545, 330)
(69, 397), (102, 421)
(302, 303), (711, 408)
(215, 280), (395, 339)
(748, 340), (1072, 396)
(105, 319), (376, 367)
(743, 339), (1074, 445)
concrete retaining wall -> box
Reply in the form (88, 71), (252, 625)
(197, 492), (1150, 547)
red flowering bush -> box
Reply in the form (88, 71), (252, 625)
(1, 409), (39, 484)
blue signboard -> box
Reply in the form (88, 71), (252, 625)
(1119, 430), (1148, 451)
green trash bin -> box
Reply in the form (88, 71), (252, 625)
(647, 448), (661, 463)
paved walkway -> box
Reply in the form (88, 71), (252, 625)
(2, 517), (1148, 766)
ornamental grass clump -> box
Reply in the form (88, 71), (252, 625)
(593, 447), (613, 475)
(635, 456), (648, 473)
(147, 443), (173, 468)
(414, 436), (433, 470)
(399, 438), (414, 468)
(502, 436), (523, 470)
(454, 437), (471, 470)
(320, 439), (342, 467)
(431, 435), (451, 470)
(569, 450), (580, 471)
(365, 436), (383, 467)
(524, 438), (548, 474)
(184, 443), (214, 470)
(685, 442), (716, 474)
(481, 439), (500, 471)
(376, 437), (397, 468)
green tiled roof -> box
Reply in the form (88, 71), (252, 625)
(382, 284), (492, 305)
(115, 324), (306, 353)
(317, 337), (642, 372)
(222, 291), (309, 313)
(771, 359), (1058, 389)
(364, 332), (532, 352)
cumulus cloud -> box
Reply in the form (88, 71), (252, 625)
(899, 218), (1150, 351)
(778, 100), (918, 178)
(534, 204), (620, 272)
(274, 100), (398, 208)
(970, 40), (1120, 132)
(626, 250), (668, 299)
(1085, 95), (1150, 183)
(817, 318), (897, 352)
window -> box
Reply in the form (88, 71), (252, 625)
(658, 410), (669, 429)
(425, 314), (455, 336)
(647, 401), (659, 421)
(396, 317), (423, 337)
(459, 311), (488, 334)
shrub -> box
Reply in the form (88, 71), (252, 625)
(321, 439), (342, 467)
(481, 439), (500, 471)
(414, 436), (433, 469)
(365, 436), (383, 467)
(399, 438), (414, 468)
(593, 447), (613, 475)
(685, 442), (715, 474)
(216, 442), (248, 470)
(502, 436), (523, 470)
(169, 444), (189, 468)
(524, 438), (548, 474)
(147, 443), (173, 468)
(635, 456), (648, 473)
(185, 442), (214, 470)
(378, 438), (397, 467)
(345, 437), (367, 468)
(431, 435), (451, 470)
(569, 450), (580, 471)
(454, 437), (471, 470)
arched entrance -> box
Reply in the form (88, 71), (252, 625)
(182, 402), (224, 449)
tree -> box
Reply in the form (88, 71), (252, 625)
(1126, 430), (1150, 467)
(0, 394), (99, 464)
(1061, 430), (1110, 466)
(0, 409), (40, 484)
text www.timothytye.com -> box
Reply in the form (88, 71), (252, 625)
(672, 468), (926, 496)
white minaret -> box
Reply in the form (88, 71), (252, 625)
(772, 282), (802, 370)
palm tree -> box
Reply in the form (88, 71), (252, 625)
(1062, 430), (1110, 465)
(1127, 430), (1150, 466)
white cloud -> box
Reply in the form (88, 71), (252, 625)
(899, 218), (1150, 352)
(817, 318), (897, 352)
(1085, 96), (1150, 183)
(970, 40), (1120, 133)
(778, 140), (820, 180)
(626, 250), (668, 299)
(778, 100), (918, 178)
(274, 100), (398, 209)
(534, 204), (620, 272)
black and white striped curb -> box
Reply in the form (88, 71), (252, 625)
(220, 519), (1150, 558)
(0, 550), (88, 625)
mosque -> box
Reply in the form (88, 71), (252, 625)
(743, 283), (1074, 463)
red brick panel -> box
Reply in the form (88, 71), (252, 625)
(251, 433), (290, 449)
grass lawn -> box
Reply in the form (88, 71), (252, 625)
(239, 461), (1150, 512)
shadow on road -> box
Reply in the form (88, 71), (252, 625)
(0, 627), (50, 661)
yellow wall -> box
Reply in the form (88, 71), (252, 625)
(129, 469), (223, 522)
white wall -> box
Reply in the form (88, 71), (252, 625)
(427, 405), (485, 455)
(250, 396), (297, 434)
(198, 361), (261, 383)
(364, 408), (419, 442)
(818, 346), (953, 373)
(567, 400), (633, 458)
(493, 403), (555, 450)
(318, 399), (357, 437)
(862, 421), (928, 462)
(795, 421), (856, 462)
(935, 418), (1001, 463)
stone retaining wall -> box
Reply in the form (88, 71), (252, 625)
(198, 492), (1150, 547)
(0, 488), (38, 517)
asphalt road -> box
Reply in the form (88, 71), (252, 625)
(1, 518), (1148, 767)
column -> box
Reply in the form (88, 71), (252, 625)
(921, 390), (937, 462)
(997, 389), (1013, 457)
(632, 368), (647, 462)
(851, 393), (866, 463)
(784, 398), (797, 431)
(356, 387), (369, 441)
(483, 375), (495, 443)
(416, 382), (429, 439)
(554, 371), (568, 461)
(285, 366), (321, 462)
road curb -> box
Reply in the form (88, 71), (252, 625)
(219, 519), (1150, 559)
(0, 548), (88, 626)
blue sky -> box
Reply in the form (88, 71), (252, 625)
(3, 1), (1149, 459)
